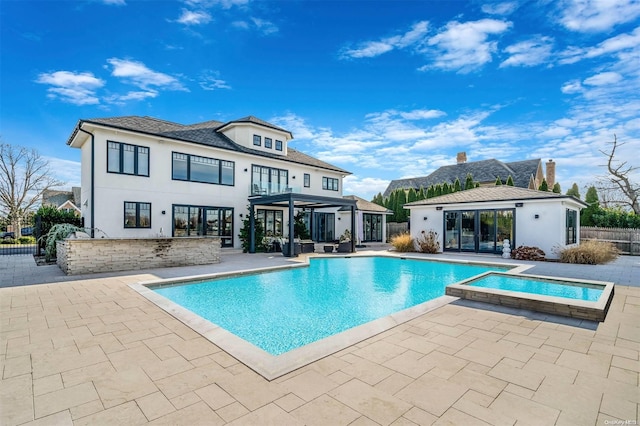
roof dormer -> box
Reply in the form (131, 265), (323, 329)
(217, 116), (293, 156)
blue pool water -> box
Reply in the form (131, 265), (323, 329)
(469, 274), (603, 301)
(153, 257), (501, 355)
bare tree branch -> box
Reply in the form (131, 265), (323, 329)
(597, 135), (640, 214)
(0, 143), (65, 236)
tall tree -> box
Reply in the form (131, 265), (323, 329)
(566, 183), (581, 199)
(538, 178), (549, 191)
(453, 178), (462, 192)
(505, 175), (514, 186)
(495, 175), (502, 185)
(552, 182), (561, 193)
(464, 173), (474, 190)
(0, 143), (64, 237)
(407, 187), (418, 204)
(581, 186), (600, 226)
(598, 134), (639, 214)
(371, 192), (384, 206)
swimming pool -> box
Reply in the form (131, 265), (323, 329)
(132, 255), (512, 379)
(152, 256), (501, 355)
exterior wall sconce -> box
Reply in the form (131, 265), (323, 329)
(161, 210), (166, 215)
(515, 202), (524, 207)
(436, 206), (443, 210)
(239, 213), (243, 218)
(534, 214), (539, 219)
(244, 168), (248, 172)
(337, 217), (341, 220)
(423, 217), (428, 221)
(292, 176), (296, 179)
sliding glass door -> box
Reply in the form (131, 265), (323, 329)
(444, 209), (514, 254)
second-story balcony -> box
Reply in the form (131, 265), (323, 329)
(250, 182), (301, 196)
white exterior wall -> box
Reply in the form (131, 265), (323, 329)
(74, 125), (344, 247)
(219, 123), (290, 156)
(407, 199), (582, 259)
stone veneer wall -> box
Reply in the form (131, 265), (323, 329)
(57, 237), (221, 275)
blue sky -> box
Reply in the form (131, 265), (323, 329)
(1, 0), (639, 201)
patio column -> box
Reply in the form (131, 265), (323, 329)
(287, 197), (295, 257)
(350, 205), (356, 253)
(249, 207), (256, 253)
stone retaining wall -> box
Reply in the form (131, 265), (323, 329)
(56, 237), (221, 275)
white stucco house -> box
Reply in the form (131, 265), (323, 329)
(66, 115), (389, 254)
(404, 186), (587, 259)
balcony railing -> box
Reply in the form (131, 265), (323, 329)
(250, 183), (301, 196)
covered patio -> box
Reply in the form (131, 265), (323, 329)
(248, 193), (358, 256)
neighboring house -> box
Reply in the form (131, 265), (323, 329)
(404, 186), (587, 259)
(384, 152), (555, 197)
(42, 188), (82, 216)
(66, 115), (357, 252)
(337, 196), (393, 244)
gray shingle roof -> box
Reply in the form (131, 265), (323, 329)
(341, 195), (392, 213)
(68, 116), (349, 174)
(383, 158), (541, 197)
(404, 186), (587, 207)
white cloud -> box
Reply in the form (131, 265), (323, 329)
(102, 0), (126, 5)
(583, 71), (623, 86)
(107, 58), (186, 91)
(340, 21), (429, 59)
(399, 109), (447, 120)
(176, 9), (212, 25)
(559, 26), (640, 64)
(419, 19), (512, 73)
(199, 71), (231, 90)
(232, 17), (278, 35)
(184, 0), (249, 9)
(342, 175), (390, 199)
(500, 36), (554, 67)
(481, 2), (518, 15)
(105, 90), (159, 104)
(35, 71), (104, 105)
(558, 0), (640, 32)
(44, 157), (81, 189)
(561, 79), (583, 94)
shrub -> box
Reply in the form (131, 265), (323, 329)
(1, 238), (16, 245)
(416, 230), (440, 254)
(18, 236), (36, 244)
(44, 223), (86, 261)
(559, 240), (619, 265)
(390, 232), (415, 252)
(511, 245), (545, 261)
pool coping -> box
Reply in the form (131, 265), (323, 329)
(129, 253), (529, 380)
(445, 271), (615, 322)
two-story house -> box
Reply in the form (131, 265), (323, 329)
(66, 115), (359, 253)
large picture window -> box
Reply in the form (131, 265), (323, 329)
(173, 205), (234, 247)
(566, 209), (577, 245)
(124, 202), (151, 228)
(108, 141), (149, 176)
(172, 152), (234, 185)
(322, 177), (339, 191)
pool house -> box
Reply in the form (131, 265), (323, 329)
(404, 186), (588, 259)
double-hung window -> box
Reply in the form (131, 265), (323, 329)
(322, 177), (339, 191)
(172, 152), (234, 185)
(264, 137), (272, 149)
(253, 135), (261, 146)
(124, 202), (151, 228)
(275, 140), (283, 151)
(107, 141), (149, 176)
(304, 173), (311, 188)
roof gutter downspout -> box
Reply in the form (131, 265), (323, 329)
(77, 125), (95, 238)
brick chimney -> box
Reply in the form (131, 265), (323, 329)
(546, 159), (556, 189)
(456, 152), (467, 164)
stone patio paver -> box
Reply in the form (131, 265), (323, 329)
(1, 252), (639, 425)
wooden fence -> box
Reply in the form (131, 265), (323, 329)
(581, 227), (640, 255)
(386, 222), (409, 241)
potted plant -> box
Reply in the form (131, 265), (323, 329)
(337, 229), (352, 253)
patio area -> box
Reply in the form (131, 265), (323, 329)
(1, 251), (639, 425)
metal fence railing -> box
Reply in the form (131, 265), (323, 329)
(0, 244), (38, 256)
